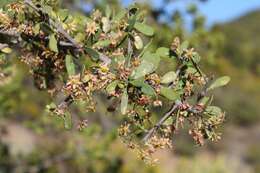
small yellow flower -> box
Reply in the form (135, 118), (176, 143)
(86, 22), (98, 35)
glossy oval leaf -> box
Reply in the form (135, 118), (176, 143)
(121, 89), (128, 115)
(205, 106), (222, 116)
(156, 47), (170, 58)
(85, 47), (100, 61)
(106, 80), (119, 94)
(161, 71), (177, 84)
(1, 47), (12, 54)
(94, 39), (111, 48)
(207, 76), (230, 91)
(142, 52), (160, 69)
(160, 87), (180, 101)
(101, 17), (111, 33)
(134, 35), (143, 50)
(141, 83), (156, 96)
(114, 9), (126, 21)
(49, 34), (58, 53)
(65, 55), (75, 76)
(131, 60), (154, 79)
(134, 22), (154, 36)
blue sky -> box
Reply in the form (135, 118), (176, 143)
(195, 0), (260, 25)
(122, 0), (260, 26)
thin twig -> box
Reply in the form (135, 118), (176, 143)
(24, 0), (111, 64)
(142, 100), (182, 142)
(24, 0), (81, 48)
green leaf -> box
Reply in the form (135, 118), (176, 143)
(49, 34), (58, 53)
(46, 102), (56, 112)
(114, 9), (126, 21)
(75, 33), (85, 43)
(40, 22), (53, 34)
(141, 83), (156, 96)
(94, 40), (111, 48)
(142, 52), (160, 69)
(85, 47), (100, 61)
(58, 9), (69, 22)
(130, 79), (145, 87)
(131, 52), (160, 79)
(134, 22), (154, 36)
(134, 35), (143, 50)
(207, 76), (230, 91)
(131, 79), (156, 96)
(199, 96), (210, 106)
(160, 87), (180, 101)
(105, 6), (112, 18)
(106, 80), (119, 94)
(164, 117), (173, 126)
(33, 23), (41, 34)
(101, 17), (111, 33)
(156, 47), (170, 58)
(192, 52), (201, 63)
(205, 106), (222, 116)
(1, 47), (12, 54)
(130, 60), (154, 79)
(121, 89), (128, 115)
(161, 71), (177, 84)
(63, 112), (72, 130)
(186, 67), (197, 74)
(127, 15), (136, 32)
(65, 55), (75, 76)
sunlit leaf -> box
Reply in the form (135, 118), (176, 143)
(33, 23), (41, 34)
(1, 47), (12, 54)
(199, 96), (210, 106)
(192, 52), (201, 63)
(141, 83), (156, 96)
(131, 60), (154, 79)
(141, 52), (160, 69)
(101, 17), (111, 33)
(207, 76), (230, 91)
(160, 87), (180, 101)
(58, 9), (69, 22)
(134, 22), (154, 36)
(127, 15), (136, 31)
(49, 34), (58, 53)
(134, 35), (143, 50)
(105, 6), (112, 18)
(94, 40), (111, 47)
(121, 89), (128, 115)
(106, 80), (119, 94)
(161, 71), (177, 84)
(114, 9), (126, 21)
(156, 47), (170, 58)
(65, 55), (75, 76)
(85, 47), (100, 61)
(205, 106), (222, 116)
(131, 52), (160, 79)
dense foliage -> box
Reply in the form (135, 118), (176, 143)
(0, 0), (230, 164)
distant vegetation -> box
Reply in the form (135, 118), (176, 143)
(217, 10), (260, 75)
(212, 10), (260, 125)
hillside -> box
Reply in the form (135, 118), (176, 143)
(217, 10), (260, 75)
